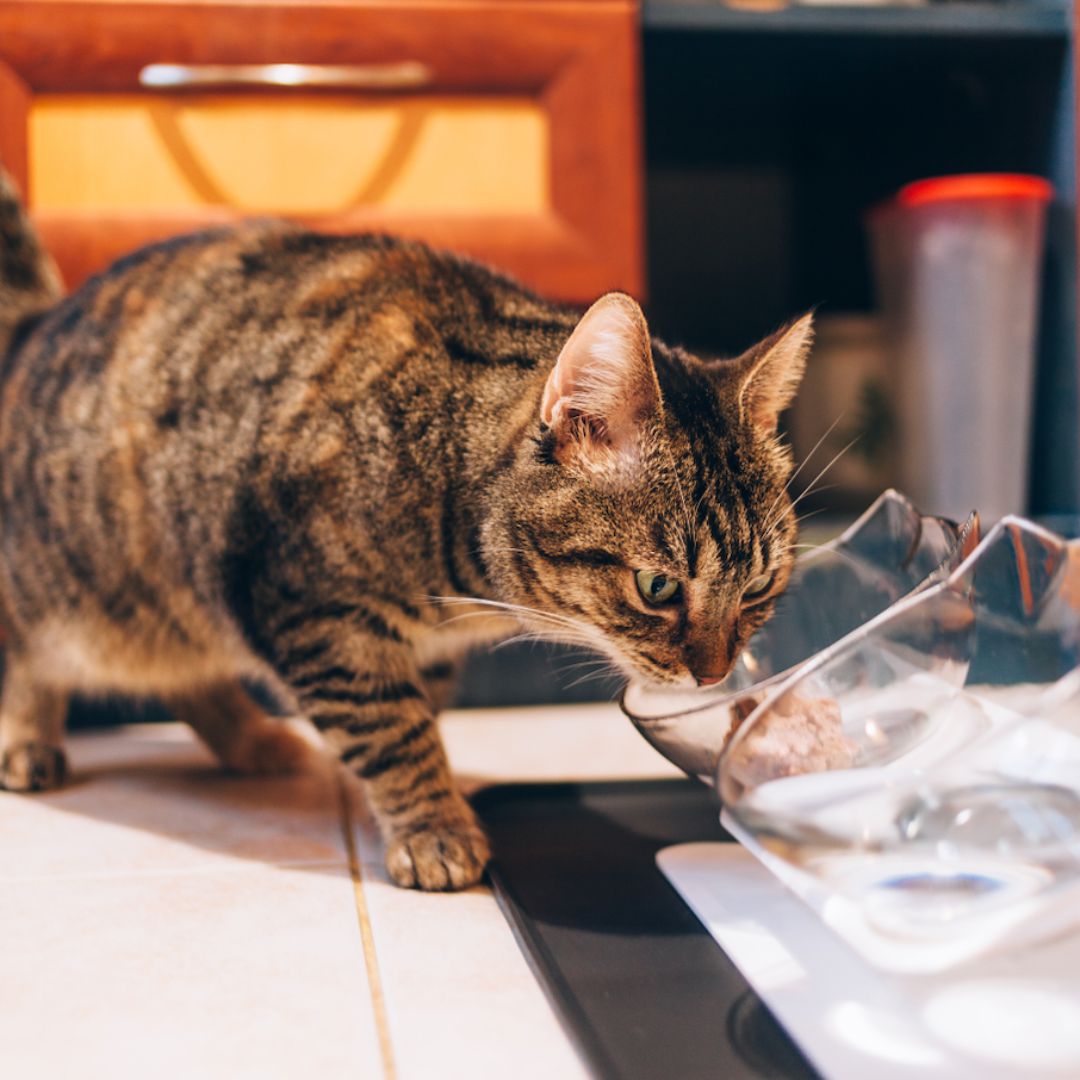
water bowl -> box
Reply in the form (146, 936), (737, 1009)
(717, 517), (1080, 971)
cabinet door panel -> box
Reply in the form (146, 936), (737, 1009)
(0, 0), (642, 302)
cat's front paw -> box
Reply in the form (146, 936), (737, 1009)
(1, 743), (67, 792)
(385, 819), (491, 891)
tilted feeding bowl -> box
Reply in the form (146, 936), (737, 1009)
(621, 489), (979, 782)
(718, 517), (1080, 971)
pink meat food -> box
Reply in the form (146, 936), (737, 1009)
(726, 692), (857, 788)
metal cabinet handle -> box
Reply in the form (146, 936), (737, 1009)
(139, 62), (433, 91)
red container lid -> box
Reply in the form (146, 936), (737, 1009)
(898, 173), (1054, 208)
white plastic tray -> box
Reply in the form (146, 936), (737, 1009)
(658, 841), (1080, 1080)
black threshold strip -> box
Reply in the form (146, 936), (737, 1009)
(473, 779), (819, 1080)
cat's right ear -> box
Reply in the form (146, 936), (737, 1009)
(540, 293), (661, 479)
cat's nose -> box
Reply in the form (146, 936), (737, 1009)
(685, 624), (736, 687)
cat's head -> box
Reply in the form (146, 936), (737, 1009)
(485, 292), (812, 688)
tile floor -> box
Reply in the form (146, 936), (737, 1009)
(1, 704), (677, 1079)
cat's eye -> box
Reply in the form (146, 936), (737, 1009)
(635, 570), (680, 606)
(743, 572), (775, 603)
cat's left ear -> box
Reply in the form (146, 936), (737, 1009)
(734, 312), (814, 433)
(541, 292), (662, 476)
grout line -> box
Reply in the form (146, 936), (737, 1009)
(338, 776), (398, 1080)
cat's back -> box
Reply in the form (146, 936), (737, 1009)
(4, 224), (430, 383)
(3, 222), (573, 402)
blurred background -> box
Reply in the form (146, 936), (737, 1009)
(0, 0), (1075, 713)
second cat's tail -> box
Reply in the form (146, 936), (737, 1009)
(0, 169), (63, 359)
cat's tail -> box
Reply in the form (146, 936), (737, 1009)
(0, 169), (63, 359)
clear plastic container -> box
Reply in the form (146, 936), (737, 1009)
(869, 174), (1053, 524)
(717, 517), (1080, 972)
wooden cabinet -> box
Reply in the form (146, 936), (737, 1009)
(0, 1), (643, 303)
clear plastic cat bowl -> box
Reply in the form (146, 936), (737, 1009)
(717, 517), (1080, 972)
(621, 489), (979, 781)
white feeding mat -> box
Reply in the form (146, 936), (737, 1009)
(658, 841), (1080, 1080)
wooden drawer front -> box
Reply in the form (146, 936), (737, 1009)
(0, 1), (643, 303)
(31, 94), (548, 215)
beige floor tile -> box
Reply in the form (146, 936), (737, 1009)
(441, 702), (681, 794)
(356, 868), (589, 1080)
(0, 862), (384, 1080)
(0, 725), (347, 881)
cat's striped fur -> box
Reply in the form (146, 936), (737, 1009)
(0, 171), (810, 889)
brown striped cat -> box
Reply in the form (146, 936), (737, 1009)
(0, 171), (810, 890)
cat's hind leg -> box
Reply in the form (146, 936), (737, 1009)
(0, 654), (69, 791)
(171, 680), (316, 777)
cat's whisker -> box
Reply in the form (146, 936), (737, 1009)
(489, 632), (544, 652)
(795, 494), (837, 518)
(431, 604), (592, 647)
(770, 486), (840, 541)
(566, 659), (630, 689)
(764, 436), (858, 542)
(428, 595), (607, 655)
(785, 412), (847, 496)
(546, 628), (633, 673)
(760, 411), (847, 532)
(788, 440), (858, 513)
(434, 609), (521, 631)
(792, 506), (830, 530)
(426, 594), (585, 631)
(554, 651), (608, 672)
(554, 654), (611, 678)
(507, 617), (594, 644)
(792, 539), (865, 570)
(492, 628), (596, 653)
(563, 663), (623, 692)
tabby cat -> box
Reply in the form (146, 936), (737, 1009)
(0, 171), (811, 890)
